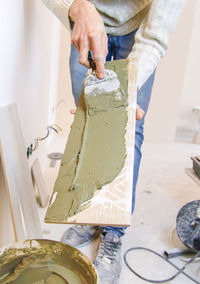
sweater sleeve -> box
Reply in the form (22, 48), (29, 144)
(129, 0), (187, 89)
(41, 0), (75, 28)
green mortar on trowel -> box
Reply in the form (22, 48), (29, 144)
(0, 239), (98, 283)
(45, 59), (129, 223)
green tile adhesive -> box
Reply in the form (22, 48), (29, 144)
(45, 59), (129, 223)
(0, 240), (97, 283)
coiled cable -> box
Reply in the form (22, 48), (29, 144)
(124, 247), (200, 283)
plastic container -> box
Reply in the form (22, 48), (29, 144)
(0, 239), (99, 284)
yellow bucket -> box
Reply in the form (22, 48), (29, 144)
(0, 239), (99, 283)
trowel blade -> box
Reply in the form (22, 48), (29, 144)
(83, 70), (127, 115)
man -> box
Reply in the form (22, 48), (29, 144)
(42, 0), (186, 283)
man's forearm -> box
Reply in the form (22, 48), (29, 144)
(42, 0), (108, 79)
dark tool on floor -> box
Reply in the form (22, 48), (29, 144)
(191, 156), (200, 179)
(124, 200), (200, 283)
(176, 200), (200, 251)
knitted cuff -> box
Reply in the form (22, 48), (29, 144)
(63, 0), (75, 12)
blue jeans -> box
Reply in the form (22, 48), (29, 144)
(70, 30), (155, 236)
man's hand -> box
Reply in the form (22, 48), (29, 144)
(136, 105), (144, 120)
(69, 0), (108, 78)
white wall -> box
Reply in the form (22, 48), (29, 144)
(53, 25), (74, 137)
(144, 0), (199, 142)
(0, 0), (60, 169)
(176, 0), (200, 139)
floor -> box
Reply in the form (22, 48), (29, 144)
(40, 140), (200, 283)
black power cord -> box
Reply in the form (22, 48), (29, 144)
(124, 247), (200, 283)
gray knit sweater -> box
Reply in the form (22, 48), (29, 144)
(89, 0), (152, 36)
(42, 0), (187, 88)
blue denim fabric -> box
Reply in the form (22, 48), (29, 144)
(69, 30), (155, 237)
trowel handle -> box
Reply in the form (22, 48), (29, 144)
(88, 50), (96, 71)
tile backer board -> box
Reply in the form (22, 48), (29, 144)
(0, 151), (16, 247)
(45, 59), (137, 226)
(0, 104), (42, 245)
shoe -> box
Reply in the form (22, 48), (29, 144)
(61, 225), (101, 248)
(94, 232), (122, 284)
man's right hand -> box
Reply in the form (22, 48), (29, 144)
(69, 0), (108, 79)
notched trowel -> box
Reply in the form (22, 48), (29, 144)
(84, 51), (128, 115)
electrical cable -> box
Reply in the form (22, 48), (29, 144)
(124, 247), (200, 283)
(31, 124), (62, 151)
(27, 124), (62, 158)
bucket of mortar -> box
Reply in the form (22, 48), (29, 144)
(0, 239), (99, 284)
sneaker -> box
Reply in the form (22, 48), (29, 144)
(61, 225), (101, 248)
(94, 232), (122, 284)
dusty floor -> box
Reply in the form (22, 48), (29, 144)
(40, 140), (200, 283)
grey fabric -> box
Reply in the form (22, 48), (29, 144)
(89, 0), (152, 36)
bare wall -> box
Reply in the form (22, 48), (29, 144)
(0, 0), (58, 169)
(144, 0), (199, 142)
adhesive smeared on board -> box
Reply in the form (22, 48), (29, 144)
(45, 59), (129, 223)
